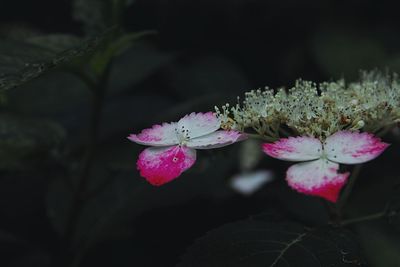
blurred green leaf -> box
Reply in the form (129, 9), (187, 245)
(46, 144), (238, 252)
(89, 31), (156, 75)
(109, 31), (157, 57)
(178, 220), (365, 267)
(0, 229), (51, 267)
(0, 114), (66, 170)
(73, 0), (133, 35)
(108, 41), (177, 94)
(6, 66), (177, 146)
(0, 33), (109, 91)
(166, 55), (250, 98)
(356, 223), (400, 267)
(6, 72), (90, 117)
(26, 34), (82, 52)
(312, 28), (387, 79)
(0, 229), (26, 245)
(0, 39), (55, 73)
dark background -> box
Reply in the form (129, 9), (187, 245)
(1, 0), (400, 266)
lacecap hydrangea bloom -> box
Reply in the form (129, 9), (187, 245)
(128, 112), (245, 185)
(216, 71), (396, 202)
(216, 71), (400, 138)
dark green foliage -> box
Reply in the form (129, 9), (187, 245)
(46, 147), (239, 250)
(2, 1), (400, 267)
(178, 220), (365, 267)
(0, 229), (51, 267)
(0, 114), (65, 170)
(73, 0), (134, 35)
(0, 34), (106, 91)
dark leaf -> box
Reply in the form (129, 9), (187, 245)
(312, 27), (387, 79)
(178, 220), (365, 267)
(26, 34), (82, 52)
(0, 229), (51, 267)
(0, 114), (65, 170)
(46, 145), (239, 251)
(73, 0), (133, 34)
(108, 41), (177, 95)
(88, 31), (157, 75)
(0, 33), (108, 91)
(356, 223), (400, 267)
(165, 54), (250, 98)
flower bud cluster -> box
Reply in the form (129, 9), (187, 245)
(215, 71), (400, 139)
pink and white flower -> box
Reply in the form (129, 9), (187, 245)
(262, 131), (389, 202)
(128, 112), (245, 186)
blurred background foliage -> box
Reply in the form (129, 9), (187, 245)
(1, 0), (400, 266)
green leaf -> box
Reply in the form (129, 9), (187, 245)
(46, 146), (239, 250)
(312, 28), (387, 79)
(0, 33), (108, 91)
(0, 114), (65, 170)
(178, 220), (365, 267)
(108, 31), (157, 57)
(25, 34), (82, 52)
(6, 72), (90, 118)
(108, 41), (177, 95)
(356, 223), (400, 267)
(167, 55), (250, 98)
(73, 0), (133, 34)
(0, 229), (51, 267)
(88, 31), (157, 75)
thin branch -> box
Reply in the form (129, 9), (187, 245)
(338, 164), (363, 210)
(376, 124), (396, 137)
(246, 133), (276, 142)
(339, 211), (386, 226)
(64, 63), (112, 246)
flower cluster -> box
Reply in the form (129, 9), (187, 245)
(129, 71), (394, 203)
(216, 71), (400, 138)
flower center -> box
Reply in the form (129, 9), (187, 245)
(319, 142), (328, 159)
(175, 126), (191, 145)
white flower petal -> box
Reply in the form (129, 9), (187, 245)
(325, 131), (389, 164)
(128, 122), (179, 146)
(286, 159), (349, 202)
(230, 170), (274, 196)
(186, 130), (244, 149)
(177, 112), (220, 139)
(262, 136), (322, 161)
(239, 139), (264, 172)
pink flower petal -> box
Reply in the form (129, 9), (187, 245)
(186, 130), (246, 149)
(325, 131), (389, 164)
(128, 122), (179, 146)
(137, 146), (196, 186)
(262, 136), (322, 162)
(286, 159), (349, 202)
(177, 112), (220, 140)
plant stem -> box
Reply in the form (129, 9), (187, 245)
(246, 133), (277, 142)
(338, 164), (362, 210)
(322, 199), (341, 224)
(376, 124), (395, 137)
(339, 211), (386, 226)
(278, 127), (291, 137)
(63, 65), (111, 261)
(64, 88), (103, 241)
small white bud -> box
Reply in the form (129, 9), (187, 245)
(357, 120), (365, 128)
(350, 99), (359, 105)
